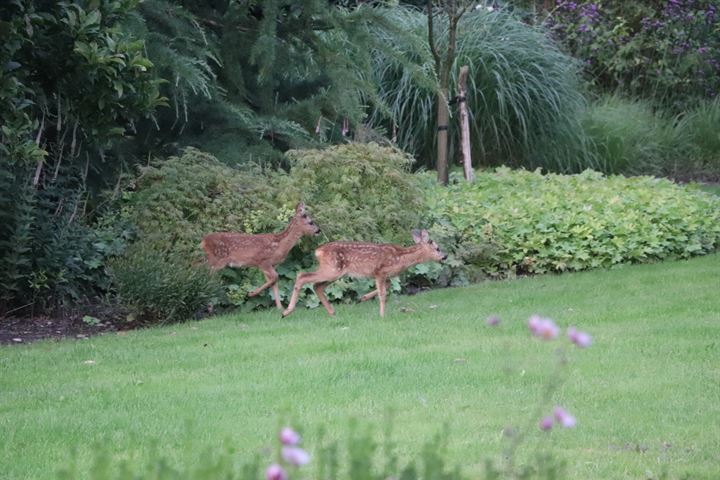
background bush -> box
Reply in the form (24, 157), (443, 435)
(116, 144), (425, 318)
(116, 145), (720, 318)
(110, 243), (222, 324)
(426, 168), (720, 281)
(546, 0), (720, 111)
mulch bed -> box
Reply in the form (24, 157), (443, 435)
(0, 303), (142, 345)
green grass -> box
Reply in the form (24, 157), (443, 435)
(1, 255), (719, 479)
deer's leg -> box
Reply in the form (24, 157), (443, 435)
(313, 281), (335, 316)
(270, 281), (284, 310)
(376, 276), (388, 317)
(359, 289), (378, 302)
(248, 266), (280, 300)
(283, 270), (340, 317)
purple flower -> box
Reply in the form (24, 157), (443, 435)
(528, 315), (560, 340)
(282, 446), (311, 466)
(553, 406), (577, 428)
(539, 416), (554, 431)
(486, 315), (500, 326)
(567, 326), (592, 348)
(279, 427), (301, 446)
(579, 23), (589, 32)
(266, 464), (287, 480)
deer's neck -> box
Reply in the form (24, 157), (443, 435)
(395, 244), (428, 269)
(274, 217), (304, 254)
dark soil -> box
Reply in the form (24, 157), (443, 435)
(0, 304), (139, 346)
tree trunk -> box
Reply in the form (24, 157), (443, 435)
(457, 65), (474, 182)
(436, 88), (449, 185)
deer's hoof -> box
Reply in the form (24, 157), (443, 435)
(281, 309), (291, 317)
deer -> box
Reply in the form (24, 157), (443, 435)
(200, 203), (321, 310)
(281, 229), (447, 318)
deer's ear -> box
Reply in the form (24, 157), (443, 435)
(296, 202), (306, 214)
(421, 229), (430, 243)
(411, 229), (423, 244)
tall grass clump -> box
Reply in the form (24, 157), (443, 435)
(673, 98), (720, 179)
(581, 95), (680, 175)
(368, 7), (593, 173)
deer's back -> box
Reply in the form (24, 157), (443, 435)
(201, 232), (276, 267)
(316, 241), (401, 277)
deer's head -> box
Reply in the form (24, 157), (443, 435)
(411, 229), (447, 261)
(294, 202), (321, 236)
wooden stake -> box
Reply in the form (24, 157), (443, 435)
(457, 65), (474, 182)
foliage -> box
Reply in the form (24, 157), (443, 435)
(580, 95), (680, 175)
(117, 144), (423, 314)
(546, 0), (720, 110)
(577, 95), (720, 178)
(673, 97), (720, 176)
(0, 0), (162, 313)
(126, 0), (400, 167)
(426, 168), (720, 280)
(109, 242), (222, 324)
(285, 143), (425, 244)
(367, 6), (593, 173)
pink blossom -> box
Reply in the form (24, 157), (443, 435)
(539, 416), (554, 431)
(528, 314), (543, 335)
(282, 446), (311, 466)
(553, 406), (577, 428)
(486, 315), (500, 326)
(266, 464), (287, 480)
(567, 326), (592, 348)
(279, 427), (301, 446)
(528, 315), (559, 340)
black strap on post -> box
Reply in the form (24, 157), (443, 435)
(437, 125), (449, 131)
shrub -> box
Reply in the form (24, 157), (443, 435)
(117, 144), (425, 313)
(427, 168), (720, 278)
(546, 1), (720, 110)
(119, 147), (289, 261)
(110, 243), (222, 324)
(285, 143), (425, 244)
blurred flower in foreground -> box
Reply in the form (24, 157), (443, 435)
(266, 464), (287, 480)
(282, 446), (311, 466)
(539, 415), (554, 431)
(567, 326), (592, 348)
(280, 427), (301, 446)
(528, 315), (560, 340)
(553, 406), (577, 428)
(486, 315), (501, 326)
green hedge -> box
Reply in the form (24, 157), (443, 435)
(116, 146), (720, 319)
(427, 169), (720, 280)
(115, 144), (424, 318)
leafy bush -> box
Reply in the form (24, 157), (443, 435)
(547, 1), (720, 110)
(0, 0), (162, 314)
(119, 148), (287, 260)
(117, 144), (424, 314)
(426, 168), (720, 278)
(285, 143), (425, 244)
(110, 243), (222, 324)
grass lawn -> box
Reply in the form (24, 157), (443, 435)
(1, 254), (719, 479)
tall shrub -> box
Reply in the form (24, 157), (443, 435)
(547, 0), (720, 110)
(0, 1), (162, 314)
